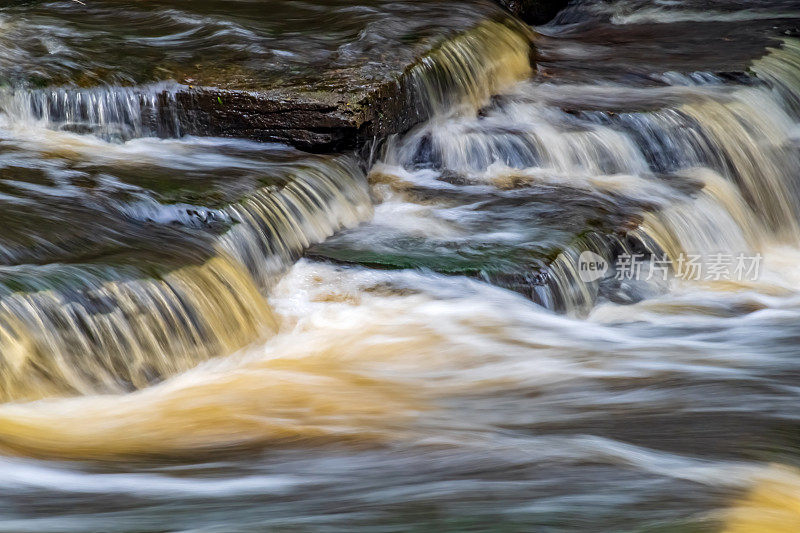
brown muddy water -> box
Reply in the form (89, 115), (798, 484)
(0, 0), (799, 532)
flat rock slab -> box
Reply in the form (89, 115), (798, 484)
(0, 0), (547, 151)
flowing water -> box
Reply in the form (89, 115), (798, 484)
(0, 0), (800, 532)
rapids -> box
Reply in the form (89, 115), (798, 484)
(0, 0), (799, 532)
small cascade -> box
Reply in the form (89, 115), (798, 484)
(542, 169), (767, 314)
(0, 18), (537, 145)
(0, 256), (274, 402)
(0, 84), (183, 140)
(407, 19), (534, 116)
(536, 67), (800, 306)
(0, 147), (370, 402)
(751, 38), (800, 118)
(0, 6), (549, 402)
(219, 157), (372, 289)
(338, 33), (800, 317)
(390, 104), (649, 176)
(638, 169), (765, 263)
(678, 90), (800, 238)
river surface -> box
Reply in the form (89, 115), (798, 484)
(0, 1), (799, 532)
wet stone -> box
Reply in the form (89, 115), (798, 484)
(0, 0), (543, 151)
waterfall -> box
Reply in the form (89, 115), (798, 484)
(0, 84), (183, 141)
(330, 38), (800, 316)
(407, 19), (534, 115)
(0, 16), (542, 402)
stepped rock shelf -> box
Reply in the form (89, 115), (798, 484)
(0, 0), (567, 152)
(0, 0), (567, 400)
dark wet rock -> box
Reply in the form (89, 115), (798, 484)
(1, 0), (534, 152)
(171, 15), (534, 152)
(174, 80), (426, 153)
(495, 0), (570, 25)
(778, 24), (800, 37)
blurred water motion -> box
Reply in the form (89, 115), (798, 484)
(0, 0), (799, 532)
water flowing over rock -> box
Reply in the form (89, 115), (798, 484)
(0, 141), (371, 400)
(0, 0), (537, 401)
(1, 1), (800, 533)
(0, 0), (537, 151)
